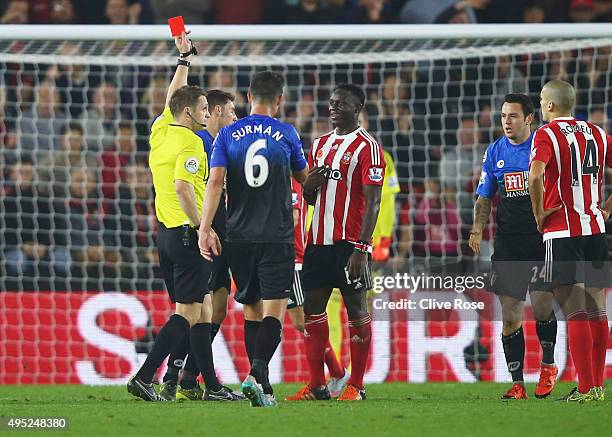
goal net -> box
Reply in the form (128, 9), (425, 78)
(0, 24), (610, 385)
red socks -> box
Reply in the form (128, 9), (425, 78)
(324, 338), (344, 379)
(347, 314), (372, 390)
(304, 313), (329, 388)
(567, 311), (594, 393)
(588, 310), (609, 388)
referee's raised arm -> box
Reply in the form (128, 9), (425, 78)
(165, 31), (195, 108)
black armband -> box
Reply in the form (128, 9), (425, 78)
(177, 58), (191, 67)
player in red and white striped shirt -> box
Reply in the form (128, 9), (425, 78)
(286, 84), (385, 402)
(529, 79), (612, 402)
(287, 179), (347, 395)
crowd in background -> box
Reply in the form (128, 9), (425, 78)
(0, 4), (611, 292)
(1, 0), (612, 25)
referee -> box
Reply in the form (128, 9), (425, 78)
(127, 31), (237, 402)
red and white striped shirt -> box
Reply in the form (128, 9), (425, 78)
(530, 117), (612, 241)
(307, 127), (385, 245)
(292, 178), (307, 267)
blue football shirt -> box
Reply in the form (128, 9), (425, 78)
(476, 132), (538, 236)
(211, 114), (307, 243)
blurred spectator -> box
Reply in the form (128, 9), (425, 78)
(1, 156), (70, 282)
(110, 163), (156, 250)
(50, 0), (77, 24)
(1, 0), (28, 23)
(411, 178), (462, 269)
(80, 81), (119, 152)
(279, 0), (336, 24)
(211, 0), (264, 24)
(105, 0), (142, 24)
(400, 0), (489, 24)
(136, 76), (166, 151)
(150, 0), (211, 23)
(439, 116), (484, 223)
(64, 166), (125, 290)
(523, 3), (546, 23)
(18, 80), (67, 154)
(38, 122), (98, 197)
(479, 55), (527, 127)
(355, 0), (398, 24)
(589, 108), (609, 131)
(311, 117), (332, 142)
(568, 0), (595, 22)
(100, 122), (138, 198)
(570, 47), (611, 116)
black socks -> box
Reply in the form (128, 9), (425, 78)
(502, 326), (525, 383)
(137, 314), (189, 384)
(536, 319), (557, 365)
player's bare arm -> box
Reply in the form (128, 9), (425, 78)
(528, 160), (561, 233)
(469, 196), (492, 255)
(175, 180), (200, 226)
(165, 31), (194, 108)
(347, 184), (382, 280)
(198, 166), (225, 261)
(293, 164), (309, 184)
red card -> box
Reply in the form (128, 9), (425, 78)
(168, 16), (185, 37)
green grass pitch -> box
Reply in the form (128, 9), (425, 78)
(1, 383), (610, 436)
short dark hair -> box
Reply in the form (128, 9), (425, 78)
(60, 122), (84, 137)
(169, 85), (207, 118)
(333, 83), (366, 108)
(503, 93), (534, 118)
(249, 71), (284, 104)
(207, 89), (235, 111)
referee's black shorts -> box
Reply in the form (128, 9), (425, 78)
(302, 241), (372, 296)
(157, 222), (213, 304)
(543, 233), (609, 289)
(489, 233), (553, 301)
(227, 242), (294, 305)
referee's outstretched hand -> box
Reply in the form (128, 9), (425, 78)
(198, 227), (221, 262)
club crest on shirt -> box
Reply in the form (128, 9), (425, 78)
(341, 151), (352, 164)
(496, 159), (505, 168)
(368, 167), (383, 182)
(184, 157), (199, 174)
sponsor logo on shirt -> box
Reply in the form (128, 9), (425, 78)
(323, 167), (343, 181)
(292, 192), (299, 206)
(184, 157), (200, 174)
(368, 167), (383, 182)
(504, 171), (529, 197)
